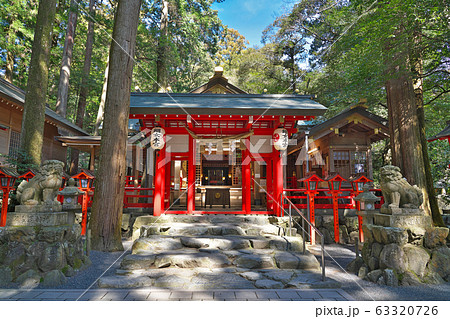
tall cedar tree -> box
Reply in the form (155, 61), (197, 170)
(89, 0), (142, 251)
(70, 0), (96, 175)
(155, 0), (169, 92)
(55, 0), (78, 117)
(20, 0), (58, 165)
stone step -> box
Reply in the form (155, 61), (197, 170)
(98, 268), (338, 289)
(138, 222), (295, 238)
(120, 247), (319, 271)
(132, 215), (295, 239)
(134, 215), (278, 225)
(131, 235), (304, 254)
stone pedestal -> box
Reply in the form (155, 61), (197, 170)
(0, 208), (89, 288)
(14, 203), (62, 213)
(350, 208), (450, 286)
(5, 212), (72, 227)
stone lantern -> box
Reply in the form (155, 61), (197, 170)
(58, 178), (84, 225)
(354, 184), (379, 212)
(355, 184), (379, 240)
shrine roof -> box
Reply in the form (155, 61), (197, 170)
(0, 78), (89, 136)
(129, 93), (327, 116)
(307, 105), (388, 137)
(428, 121), (450, 142)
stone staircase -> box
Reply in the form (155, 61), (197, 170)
(98, 215), (339, 289)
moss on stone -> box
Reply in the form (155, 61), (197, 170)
(61, 265), (69, 275)
(73, 257), (83, 270)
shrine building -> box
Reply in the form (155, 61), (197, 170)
(129, 68), (327, 216)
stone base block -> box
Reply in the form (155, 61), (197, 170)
(373, 213), (432, 230)
(380, 207), (423, 215)
(15, 203), (62, 213)
(6, 212), (71, 227)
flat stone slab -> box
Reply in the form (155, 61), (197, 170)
(132, 237), (182, 253)
(239, 271), (265, 281)
(261, 270), (295, 283)
(190, 273), (255, 289)
(233, 254), (275, 269)
(287, 273), (341, 289)
(254, 279), (284, 289)
(98, 276), (153, 289)
(153, 275), (191, 289)
(180, 236), (251, 250)
(120, 255), (156, 270)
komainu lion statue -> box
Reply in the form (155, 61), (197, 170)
(380, 165), (423, 209)
(16, 160), (64, 206)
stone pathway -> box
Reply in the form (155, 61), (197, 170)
(0, 288), (354, 301)
(98, 215), (340, 290)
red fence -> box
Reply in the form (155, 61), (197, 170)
(75, 176), (154, 209)
(282, 188), (384, 210)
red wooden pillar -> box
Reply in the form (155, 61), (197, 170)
(0, 192), (9, 227)
(273, 148), (283, 217)
(187, 135), (195, 214)
(356, 201), (364, 242)
(309, 193), (316, 245)
(81, 192), (88, 235)
(242, 139), (251, 214)
(332, 192), (339, 243)
(153, 146), (166, 216)
(164, 157), (171, 209)
(266, 159), (273, 211)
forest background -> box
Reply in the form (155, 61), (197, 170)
(0, 0), (448, 187)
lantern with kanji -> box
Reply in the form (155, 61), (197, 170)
(348, 173), (372, 242)
(298, 173), (324, 244)
(273, 128), (289, 151)
(151, 127), (166, 150)
(0, 167), (19, 227)
(72, 170), (95, 235)
(324, 173), (346, 243)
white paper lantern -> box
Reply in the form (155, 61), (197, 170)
(273, 128), (289, 151)
(151, 127), (166, 150)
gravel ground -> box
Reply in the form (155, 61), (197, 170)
(310, 243), (450, 301)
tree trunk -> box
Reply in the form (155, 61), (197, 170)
(5, 51), (14, 83)
(155, 0), (169, 92)
(93, 55), (109, 136)
(55, 0), (78, 117)
(413, 60), (445, 226)
(70, 0), (95, 175)
(20, 0), (58, 165)
(90, 0), (142, 251)
(385, 73), (431, 213)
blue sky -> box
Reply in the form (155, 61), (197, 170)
(212, 0), (292, 47)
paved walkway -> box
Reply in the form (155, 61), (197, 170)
(0, 288), (354, 301)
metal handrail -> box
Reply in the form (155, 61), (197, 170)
(281, 194), (326, 281)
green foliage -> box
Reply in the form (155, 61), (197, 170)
(1, 149), (38, 174)
(269, 0), (449, 180)
(133, 0), (223, 93)
(214, 27), (248, 69)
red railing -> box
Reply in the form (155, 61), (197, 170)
(282, 188), (384, 210)
(125, 175), (143, 187)
(78, 187), (154, 209)
(123, 187), (154, 208)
